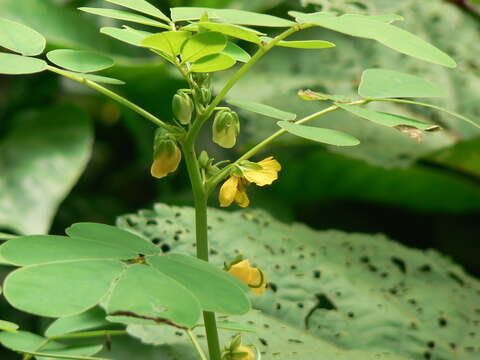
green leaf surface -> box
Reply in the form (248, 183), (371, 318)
(141, 31), (190, 57)
(0, 331), (103, 360)
(277, 39), (336, 49)
(180, 31), (227, 62)
(65, 222), (159, 256)
(0, 105), (93, 234)
(222, 41), (250, 62)
(46, 50), (114, 73)
(278, 121), (360, 146)
(0, 53), (47, 75)
(117, 204), (480, 359)
(4, 260), (124, 317)
(197, 22), (262, 44)
(171, 7), (296, 27)
(105, 0), (170, 22)
(59, 70), (125, 85)
(79, 7), (169, 29)
(190, 53), (236, 72)
(290, 12), (456, 68)
(106, 264), (201, 328)
(0, 320), (19, 333)
(228, 99), (296, 121)
(0, 17), (46, 56)
(45, 308), (110, 337)
(338, 104), (437, 130)
(100, 26), (152, 47)
(148, 254), (250, 314)
(359, 69), (447, 99)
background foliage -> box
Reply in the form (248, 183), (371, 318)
(0, 0), (479, 359)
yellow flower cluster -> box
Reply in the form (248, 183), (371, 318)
(219, 156), (281, 208)
(228, 259), (267, 296)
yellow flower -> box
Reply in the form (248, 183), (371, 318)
(219, 156), (281, 207)
(237, 346), (255, 360)
(150, 143), (182, 179)
(228, 259), (267, 296)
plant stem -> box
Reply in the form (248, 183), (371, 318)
(50, 330), (127, 340)
(186, 330), (209, 360)
(46, 65), (166, 127)
(182, 142), (222, 360)
(185, 25), (310, 147)
(20, 352), (111, 360)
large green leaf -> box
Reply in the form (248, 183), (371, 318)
(0, 223), (250, 327)
(278, 121), (361, 146)
(46, 50), (114, 73)
(0, 53), (47, 75)
(0, 17), (46, 56)
(171, 7), (296, 27)
(0, 320), (19, 333)
(0, 105), (93, 234)
(358, 69), (447, 99)
(141, 31), (190, 57)
(197, 22), (262, 44)
(290, 12), (456, 68)
(117, 204), (480, 360)
(0, 331), (103, 360)
(100, 26), (152, 47)
(222, 41), (251, 62)
(105, 0), (170, 23)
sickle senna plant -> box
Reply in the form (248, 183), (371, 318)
(0, 1), (479, 360)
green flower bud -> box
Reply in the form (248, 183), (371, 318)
(212, 110), (240, 148)
(151, 128), (182, 179)
(200, 87), (212, 105)
(192, 73), (211, 88)
(172, 91), (194, 125)
(198, 150), (211, 169)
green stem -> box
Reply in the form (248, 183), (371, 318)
(206, 100), (367, 194)
(19, 352), (111, 360)
(46, 65), (166, 127)
(185, 25), (309, 147)
(182, 143), (222, 360)
(186, 330), (209, 360)
(50, 330), (127, 341)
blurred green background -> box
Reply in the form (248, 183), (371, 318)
(0, 0), (479, 358)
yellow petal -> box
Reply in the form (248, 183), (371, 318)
(219, 176), (240, 207)
(243, 157), (281, 186)
(228, 260), (253, 284)
(150, 146), (182, 179)
(237, 345), (255, 360)
(235, 183), (250, 208)
(250, 268), (267, 296)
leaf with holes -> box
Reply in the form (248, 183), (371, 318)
(0, 222), (250, 328)
(290, 12), (456, 68)
(117, 204), (480, 360)
(0, 17), (46, 56)
(47, 50), (114, 73)
(358, 69), (447, 99)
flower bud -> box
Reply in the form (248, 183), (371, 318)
(200, 87), (212, 105)
(172, 91), (194, 125)
(192, 73), (211, 88)
(228, 259), (267, 296)
(150, 128), (182, 179)
(213, 110), (240, 148)
(221, 335), (255, 360)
